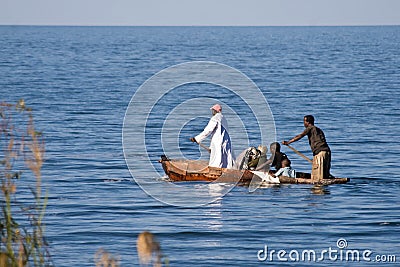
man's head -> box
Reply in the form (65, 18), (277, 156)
(270, 142), (281, 153)
(303, 115), (315, 127)
(257, 145), (267, 156)
(210, 104), (222, 115)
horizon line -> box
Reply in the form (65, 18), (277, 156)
(1, 24), (399, 27)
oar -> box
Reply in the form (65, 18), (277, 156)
(198, 142), (211, 153)
(190, 137), (211, 153)
(285, 144), (312, 164)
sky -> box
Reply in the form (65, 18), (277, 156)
(1, 0), (400, 26)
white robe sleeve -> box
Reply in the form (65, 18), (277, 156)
(194, 117), (218, 143)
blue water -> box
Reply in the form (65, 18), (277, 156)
(1, 26), (400, 266)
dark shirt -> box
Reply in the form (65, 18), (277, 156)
(303, 125), (330, 155)
(271, 151), (288, 170)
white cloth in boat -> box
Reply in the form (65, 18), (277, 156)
(251, 171), (280, 183)
(194, 112), (235, 168)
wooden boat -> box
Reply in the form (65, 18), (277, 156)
(159, 155), (349, 185)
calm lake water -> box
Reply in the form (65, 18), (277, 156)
(1, 26), (400, 266)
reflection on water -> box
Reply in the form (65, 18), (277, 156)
(310, 185), (331, 195)
(205, 182), (229, 198)
(203, 200), (223, 232)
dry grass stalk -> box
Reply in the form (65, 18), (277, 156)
(136, 231), (161, 267)
(0, 100), (51, 266)
(94, 248), (120, 267)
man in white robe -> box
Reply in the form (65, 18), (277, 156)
(190, 104), (235, 168)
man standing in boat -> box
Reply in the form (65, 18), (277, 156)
(190, 104), (235, 169)
(282, 115), (331, 183)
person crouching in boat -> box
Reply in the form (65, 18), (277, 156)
(190, 104), (235, 169)
(268, 142), (288, 171)
(271, 158), (296, 178)
(282, 115), (331, 183)
(253, 142), (288, 172)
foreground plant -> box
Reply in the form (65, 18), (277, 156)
(137, 231), (171, 267)
(0, 100), (51, 266)
(94, 249), (120, 267)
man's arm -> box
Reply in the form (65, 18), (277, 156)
(255, 160), (271, 171)
(192, 117), (218, 143)
(274, 168), (284, 177)
(282, 130), (307, 145)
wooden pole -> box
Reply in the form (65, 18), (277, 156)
(285, 144), (313, 164)
(198, 142), (211, 153)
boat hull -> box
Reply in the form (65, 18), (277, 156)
(159, 156), (349, 185)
